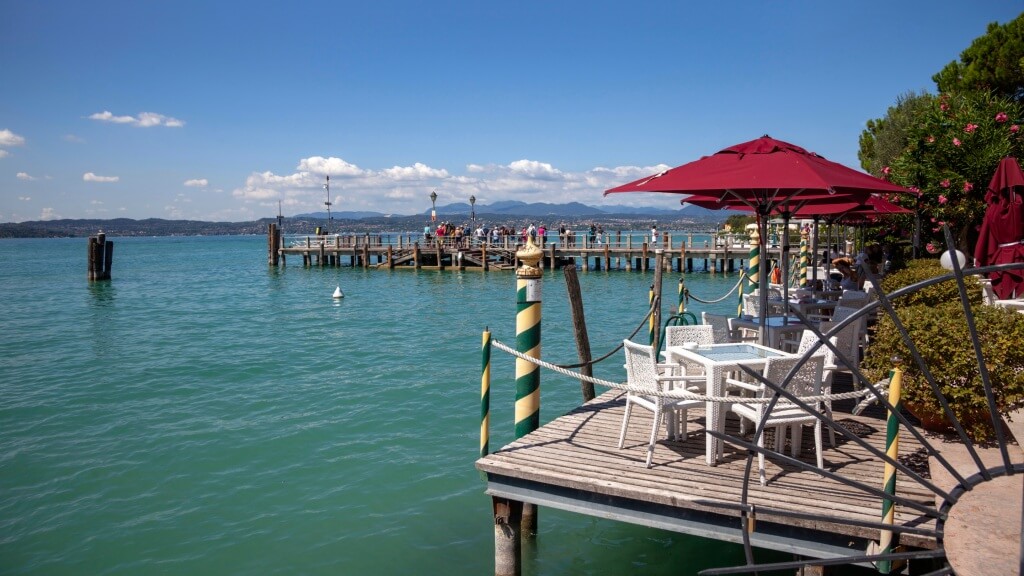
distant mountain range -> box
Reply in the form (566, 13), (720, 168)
(299, 200), (724, 220)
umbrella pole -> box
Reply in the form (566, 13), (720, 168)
(812, 216), (820, 286)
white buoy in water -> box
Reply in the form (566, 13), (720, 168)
(332, 286), (344, 299)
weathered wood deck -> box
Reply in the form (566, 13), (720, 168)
(476, 384), (938, 564)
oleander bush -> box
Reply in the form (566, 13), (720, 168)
(864, 261), (1024, 440)
(879, 258), (982, 309)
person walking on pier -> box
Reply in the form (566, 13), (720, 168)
(650, 225), (658, 246)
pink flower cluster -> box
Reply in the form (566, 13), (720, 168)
(940, 179), (951, 188)
(963, 181), (973, 192)
(882, 166), (891, 175)
(938, 194), (948, 204)
(1013, 125), (1021, 134)
(964, 123), (978, 133)
(953, 137), (961, 147)
(996, 112), (1009, 123)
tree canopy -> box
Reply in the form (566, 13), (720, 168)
(933, 13), (1024, 101)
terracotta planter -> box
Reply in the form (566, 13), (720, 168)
(903, 401), (954, 433)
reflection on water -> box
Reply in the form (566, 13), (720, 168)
(87, 280), (116, 307)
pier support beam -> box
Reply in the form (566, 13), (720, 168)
(87, 232), (113, 281)
(492, 496), (523, 576)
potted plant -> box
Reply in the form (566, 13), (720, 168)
(861, 260), (1024, 440)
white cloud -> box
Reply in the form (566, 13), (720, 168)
(381, 162), (449, 180)
(233, 155), (684, 215)
(0, 150), (8, 159)
(88, 110), (184, 128)
(184, 178), (208, 187)
(0, 129), (26, 147)
(16, 172), (35, 181)
(18, 196), (30, 201)
(83, 172), (120, 183)
(297, 156), (366, 177)
(40, 207), (59, 220)
(63, 134), (85, 143)
(90, 200), (104, 205)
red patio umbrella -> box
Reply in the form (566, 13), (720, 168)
(605, 135), (911, 342)
(973, 157), (1024, 299)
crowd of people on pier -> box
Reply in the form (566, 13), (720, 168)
(422, 221), (612, 249)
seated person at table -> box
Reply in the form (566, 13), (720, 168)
(832, 257), (860, 290)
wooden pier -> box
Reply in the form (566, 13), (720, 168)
(266, 224), (764, 273)
(476, 377), (938, 573)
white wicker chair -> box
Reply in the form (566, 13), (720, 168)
(795, 330), (838, 446)
(619, 339), (705, 468)
(725, 354), (825, 485)
(701, 312), (738, 343)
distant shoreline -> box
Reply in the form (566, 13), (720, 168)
(0, 214), (724, 239)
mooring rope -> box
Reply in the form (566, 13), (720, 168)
(556, 299), (658, 369)
(684, 273), (747, 304)
(491, 338), (885, 405)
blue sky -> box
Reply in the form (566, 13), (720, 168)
(2, 1), (1021, 223)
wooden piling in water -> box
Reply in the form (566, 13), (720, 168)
(87, 232), (113, 281)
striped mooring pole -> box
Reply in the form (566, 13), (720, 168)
(678, 276), (686, 315)
(747, 229), (760, 293)
(649, 285), (657, 345)
(877, 361), (904, 574)
(514, 237), (543, 533)
(480, 328), (491, 459)
(736, 270), (747, 318)
(799, 226), (809, 288)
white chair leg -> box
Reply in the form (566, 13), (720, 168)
(646, 408), (664, 468)
(790, 424), (801, 457)
(757, 428), (767, 486)
(677, 409), (688, 440)
(825, 401), (836, 446)
(618, 401), (633, 449)
(814, 421), (824, 469)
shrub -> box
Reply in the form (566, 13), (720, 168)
(864, 262), (1024, 440)
(879, 258), (982, 309)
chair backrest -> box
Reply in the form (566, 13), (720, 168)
(761, 354), (824, 399)
(743, 293), (760, 316)
(795, 330), (836, 365)
(664, 324), (715, 348)
(701, 312), (733, 343)
(623, 339), (659, 390)
(818, 320), (859, 370)
(838, 290), (869, 308)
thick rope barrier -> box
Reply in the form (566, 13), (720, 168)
(491, 338), (884, 405)
(556, 299), (658, 369)
(684, 273), (747, 304)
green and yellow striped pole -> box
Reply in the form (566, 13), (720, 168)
(514, 236), (543, 533)
(649, 284), (657, 345)
(799, 226), (809, 288)
(736, 269), (747, 317)
(678, 276), (686, 315)
(747, 230), (760, 293)
(480, 328), (491, 459)
(877, 360), (904, 574)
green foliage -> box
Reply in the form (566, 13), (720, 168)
(723, 214), (755, 233)
(879, 258), (982, 309)
(933, 14), (1024, 101)
(885, 90), (1024, 251)
(858, 91), (934, 175)
(864, 261), (1024, 440)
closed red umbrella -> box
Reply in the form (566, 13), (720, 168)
(605, 136), (911, 342)
(974, 157), (1024, 299)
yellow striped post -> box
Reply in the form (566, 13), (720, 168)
(877, 362), (904, 574)
(480, 328), (491, 458)
(514, 237), (542, 440)
(799, 226), (809, 288)
(736, 270), (747, 317)
(649, 285), (656, 345)
(747, 230), (760, 293)
(677, 276), (686, 315)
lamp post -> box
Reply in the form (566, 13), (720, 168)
(323, 175), (332, 235)
(470, 195), (476, 223)
(430, 189), (438, 223)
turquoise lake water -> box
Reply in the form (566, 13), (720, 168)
(1, 235), (789, 575)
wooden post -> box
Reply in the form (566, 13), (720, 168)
(387, 245), (394, 269)
(482, 244), (488, 271)
(493, 497), (523, 576)
(413, 242), (421, 269)
(603, 244), (610, 270)
(362, 243), (370, 269)
(268, 223), (279, 266)
(87, 232), (113, 281)
(548, 243), (556, 270)
(436, 242), (444, 270)
(651, 250), (664, 352)
(563, 266), (595, 402)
